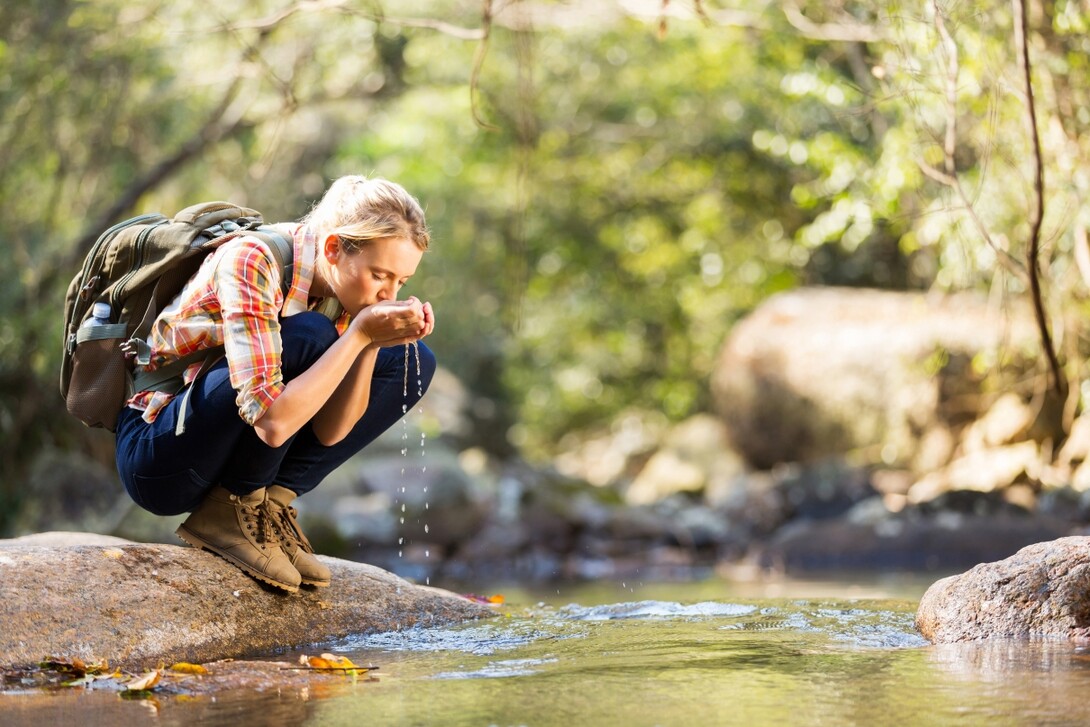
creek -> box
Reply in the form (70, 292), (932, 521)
(4, 575), (1090, 725)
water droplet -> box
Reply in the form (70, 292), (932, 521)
(424, 524), (430, 534)
(425, 549), (430, 558)
(399, 537), (404, 545)
(401, 504), (406, 513)
(426, 577), (430, 586)
(399, 517), (405, 524)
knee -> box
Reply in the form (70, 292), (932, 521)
(279, 312), (339, 378)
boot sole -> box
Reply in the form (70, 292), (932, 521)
(301, 577), (331, 588)
(176, 525), (300, 593)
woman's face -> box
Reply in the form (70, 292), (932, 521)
(322, 234), (424, 316)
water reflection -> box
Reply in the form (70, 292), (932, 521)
(8, 581), (1090, 726)
(925, 640), (1090, 722)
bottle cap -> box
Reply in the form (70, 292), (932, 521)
(92, 301), (112, 320)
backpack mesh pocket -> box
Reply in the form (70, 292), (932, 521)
(66, 324), (130, 431)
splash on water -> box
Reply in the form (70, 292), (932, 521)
(433, 658), (559, 680)
(345, 622), (566, 656)
(560, 601), (759, 621)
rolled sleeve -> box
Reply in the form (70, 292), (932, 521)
(214, 240), (286, 425)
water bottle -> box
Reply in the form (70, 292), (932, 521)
(82, 301), (112, 328)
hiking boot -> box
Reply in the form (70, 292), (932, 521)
(176, 486), (301, 593)
(266, 485), (332, 588)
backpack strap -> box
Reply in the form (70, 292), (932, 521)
(252, 225), (295, 297)
(131, 346), (224, 395)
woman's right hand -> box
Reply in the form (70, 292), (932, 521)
(352, 297), (429, 346)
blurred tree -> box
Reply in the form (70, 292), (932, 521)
(3, 0), (1090, 534)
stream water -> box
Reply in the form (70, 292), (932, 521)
(5, 575), (1090, 726)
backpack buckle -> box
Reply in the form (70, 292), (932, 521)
(120, 338), (152, 366)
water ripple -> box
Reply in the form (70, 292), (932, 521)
(432, 658), (559, 680)
(343, 623), (555, 656)
(559, 600), (759, 621)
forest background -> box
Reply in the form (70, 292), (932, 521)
(2, 0), (1090, 549)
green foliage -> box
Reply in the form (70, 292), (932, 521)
(3, 0), (1090, 528)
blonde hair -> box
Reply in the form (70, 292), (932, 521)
(301, 175), (430, 252)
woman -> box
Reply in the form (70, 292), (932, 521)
(115, 175), (436, 593)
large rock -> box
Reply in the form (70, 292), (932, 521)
(624, 414), (744, 505)
(711, 287), (1039, 471)
(915, 536), (1090, 643)
(757, 512), (1071, 574)
(0, 533), (492, 669)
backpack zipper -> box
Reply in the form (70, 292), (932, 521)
(68, 213), (164, 354)
(111, 219), (168, 310)
(79, 213), (164, 295)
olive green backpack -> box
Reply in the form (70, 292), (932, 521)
(60, 201), (294, 431)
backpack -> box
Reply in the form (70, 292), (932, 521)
(61, 201), (294, 432)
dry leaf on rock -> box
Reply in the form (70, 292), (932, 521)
(40, 656), (110, 677)
(463, 593), (505, 605)
(123, 669), (162, 692)
(169, 662), (209, 675)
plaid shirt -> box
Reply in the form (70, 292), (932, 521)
(128, 223), (349, 425)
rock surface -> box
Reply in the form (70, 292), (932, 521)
(711, 287), (1039, 470)
(915, 536), (1090, 643)
(0, 533), (493, 669)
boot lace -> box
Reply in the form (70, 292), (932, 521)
(271, 502), (315, 554)
(239, 502), (280, 548)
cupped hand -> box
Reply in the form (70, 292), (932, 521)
(353, 296), (435, 346)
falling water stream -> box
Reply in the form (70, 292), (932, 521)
(399, 342), (429, 584)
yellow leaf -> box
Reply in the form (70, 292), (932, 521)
(321, 653), (357, 668)
(298, 653), (366, 673)
(169, 662), (208, 675)
(124, 669), (162, 691)
(487, 594), (505, 605)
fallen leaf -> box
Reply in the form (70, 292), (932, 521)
(169, 662), (209, 675)
(462, 593), (505, 605)
(39, 657), (108, 677)
(124, 669), (162, 692)
(293, 653), (372, 675)
(63, 670), (121, 688)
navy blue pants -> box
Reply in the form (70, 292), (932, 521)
(115, 312), (435, 516)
